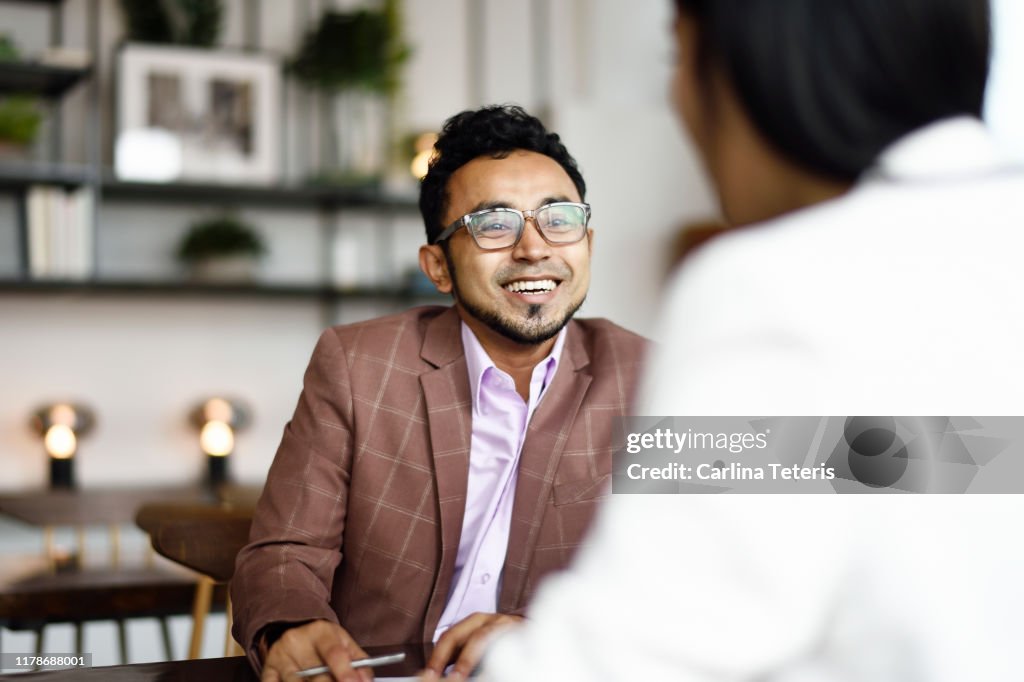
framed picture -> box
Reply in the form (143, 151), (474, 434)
(116, 44), (280, 185)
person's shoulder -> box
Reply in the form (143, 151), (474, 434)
(568, 319), (647, 396)
(669, 192), (863, 300)
(319, 305), (451, 352)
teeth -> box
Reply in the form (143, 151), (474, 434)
(505, 279), (557, 294)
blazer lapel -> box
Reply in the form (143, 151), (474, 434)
(499, 321), (592, 611)
(418, 307), (473, 640)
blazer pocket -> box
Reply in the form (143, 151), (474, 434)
(551, 474), (610, 506)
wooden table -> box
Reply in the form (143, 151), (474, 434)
(0, 554), (215, 627)
(0, 485), (258, 661)
(0, 484), (259, 527)
(0, 645), (429, 680)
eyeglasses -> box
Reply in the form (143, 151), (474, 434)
(433, 201), (591, 250)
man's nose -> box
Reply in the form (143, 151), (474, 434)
(512, 218), (552, 261)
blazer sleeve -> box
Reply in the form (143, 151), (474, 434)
(231, 327), (355, 669)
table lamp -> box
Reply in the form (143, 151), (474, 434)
(190, 397), (249, 487)
(31, 403), (95, 489)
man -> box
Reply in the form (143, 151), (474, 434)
(481, 1), (1024, 681)
(231, 105), (645, 681)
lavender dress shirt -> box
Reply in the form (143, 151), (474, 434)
(433, 322), (566, 640)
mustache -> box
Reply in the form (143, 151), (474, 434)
(495, 264), (572, 284)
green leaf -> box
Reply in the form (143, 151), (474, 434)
(0, 96), (43, 146)
(288, 2), (411, 95)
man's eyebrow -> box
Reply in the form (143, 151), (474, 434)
(538, 195), (574, 206)
(467, 195), (575, 213)
(468, 200), (512, 213)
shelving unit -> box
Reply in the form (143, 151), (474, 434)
(100, 177), (418, 211)
(0, 278), (439, 302)
(0, 61), (90, 97)
(0, 161), (95, 190)
(0, 0), (439, 314)
(0, 168), (434, 302)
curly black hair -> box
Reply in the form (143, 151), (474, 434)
(419, 105), (587, 245)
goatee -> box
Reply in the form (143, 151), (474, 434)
(449, 265), (583, 345)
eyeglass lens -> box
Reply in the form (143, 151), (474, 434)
(468, 204), (587, 248)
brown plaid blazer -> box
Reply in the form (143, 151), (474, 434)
(231, 305), (645, 664)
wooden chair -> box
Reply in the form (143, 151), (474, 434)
(135, 503), (253, 659)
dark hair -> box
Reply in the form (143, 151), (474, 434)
(419, 105), (586, 244)
(673, 0), (991, 180)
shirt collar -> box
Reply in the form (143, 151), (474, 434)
(461, 321), (567, 411)
(866, 116), (1012, 183)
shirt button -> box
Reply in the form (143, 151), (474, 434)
(481, 573), (491, 585)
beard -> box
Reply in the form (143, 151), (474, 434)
(448, 258), (585, 345)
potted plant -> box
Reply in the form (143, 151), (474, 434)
(176, 214), (266, 282)
(118, 0), (223, 46)
(289, 0), (411, 185)
(0, 37), (43, 158)
(0, 96), (42, 157)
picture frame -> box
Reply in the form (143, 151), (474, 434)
(115, 44), (280, 185)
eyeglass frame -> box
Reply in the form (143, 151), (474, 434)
(431, 201), (592, 249)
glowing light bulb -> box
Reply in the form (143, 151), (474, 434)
(45, 424), (77, 459)
(410, 150), (431, 180)
(203, 398), (233, 424)
(409, 133), (438, 180)
(49, 403), (77, 427)
(200, 420), (234, 457)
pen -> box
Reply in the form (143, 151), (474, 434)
(292, 652), (406, 678)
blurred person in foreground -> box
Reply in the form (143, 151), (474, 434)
(231, 105), (645, 682)
(479, 0), (1024, 680)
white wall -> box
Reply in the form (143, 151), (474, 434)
(986, 0), (1024, 161)
(1, 297), (318, 487)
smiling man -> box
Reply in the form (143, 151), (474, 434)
(231, 105), (645, 682)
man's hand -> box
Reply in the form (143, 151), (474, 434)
(421, 613), (523, 680)
(261, 619), (372, 682)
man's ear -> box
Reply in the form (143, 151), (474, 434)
(419, 244), (453, 294)
(586, 227), (594, 256)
